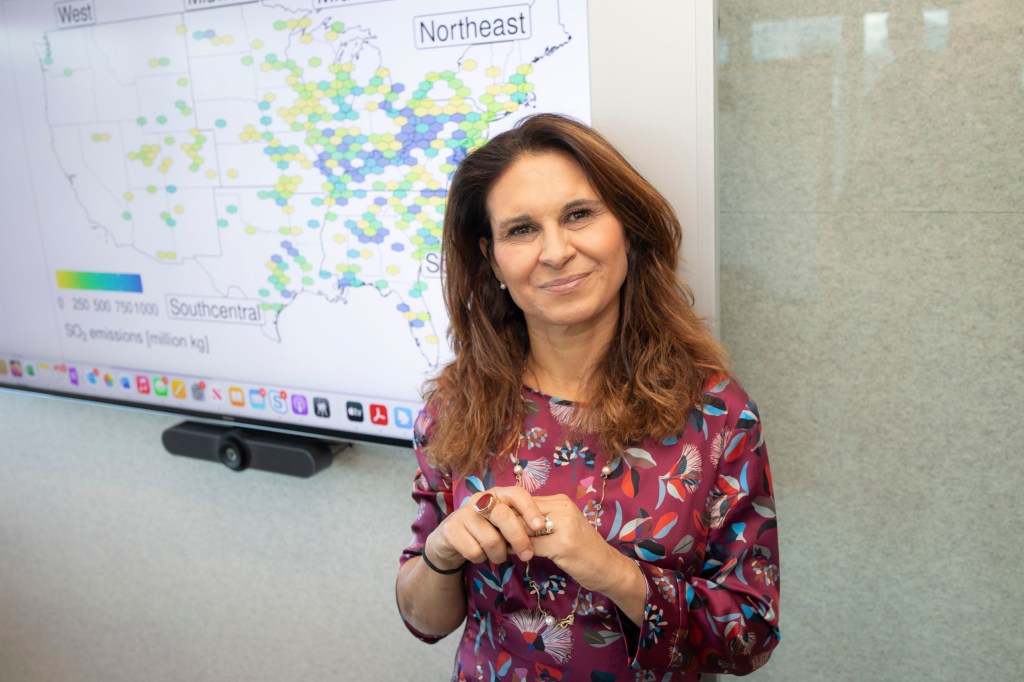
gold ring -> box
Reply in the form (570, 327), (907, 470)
(473, 492), (498, 520)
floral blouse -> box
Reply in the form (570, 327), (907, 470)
(400, 377), (780, 681)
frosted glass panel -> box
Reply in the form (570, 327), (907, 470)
(717, 2), (1023, 680)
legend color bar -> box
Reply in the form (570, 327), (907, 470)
(56, 271), (143, 293)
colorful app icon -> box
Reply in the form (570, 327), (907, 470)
(249, 388), (266, 409)
(191, 381), (206, 401)
(345, 401), (364, 422)
(120, 376), (131, 389)
(229, 386), (245, 406)
(210, 386), (224, 401)
(11, 360), (23, 378)
(0, 360), (7, 376)
(313, 397), (330, 418)
(171, 379), (186, 399)
(269, 390), (288, 414)
(154, 376), (168, 397)
(26, 364), (35, 377)
(291, 394), (308, 415)
(369, 403), (388, 426)
(103, 373), (114, 388)
(136, 375), (150, 394)
(68, 367), (79, 385)
(394, 406), (414, 429)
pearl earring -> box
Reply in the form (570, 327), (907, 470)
(499, 282), (507, 290)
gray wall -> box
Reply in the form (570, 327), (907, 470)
(0, 392), (458, 680)
(717, 1), (1023, 680)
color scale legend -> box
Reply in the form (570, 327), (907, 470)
(56, 271), (143, 293)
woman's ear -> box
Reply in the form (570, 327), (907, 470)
(479, 236), (503, 283)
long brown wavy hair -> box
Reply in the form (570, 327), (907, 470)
(423, 113), (729, 475)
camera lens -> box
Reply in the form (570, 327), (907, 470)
(223, 446), (241, 466)
(218, 436), (249, 472)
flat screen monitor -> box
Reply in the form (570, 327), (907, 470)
(0, 0), (591, 447)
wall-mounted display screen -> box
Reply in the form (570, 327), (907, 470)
(0, 0), (591, 446)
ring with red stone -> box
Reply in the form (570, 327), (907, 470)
(473, 492), (498, 520)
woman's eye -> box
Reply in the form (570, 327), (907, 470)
(567, 209), (592, 222)
(506, 224), (532, 237)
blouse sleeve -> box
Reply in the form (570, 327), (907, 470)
(623, 397), (781, 675)
(397, 405), (461, 643)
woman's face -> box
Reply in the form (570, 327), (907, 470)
(482, 151), (629, 339)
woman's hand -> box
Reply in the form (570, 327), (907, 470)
(425, 487), (548, 569)
(526, 494), (625, 592)
(529, 495), (646, 624)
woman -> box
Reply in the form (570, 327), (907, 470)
(396, 114), (780, 680)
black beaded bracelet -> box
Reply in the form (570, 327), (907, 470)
(420, 550), (465, 575)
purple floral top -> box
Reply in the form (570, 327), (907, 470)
(400, 377), (780, 681)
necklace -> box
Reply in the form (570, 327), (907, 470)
(504, 407), (619, 631)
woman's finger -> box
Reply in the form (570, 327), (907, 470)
(440, 511), (509, 565)
(530, 494), (576, 510)
(485, 486), (546, 532)
(472, 521), (512, 564)
(528, 495), (594, 551)
(484, 501), (536, 561)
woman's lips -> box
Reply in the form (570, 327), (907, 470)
(539, 272), (590, 293)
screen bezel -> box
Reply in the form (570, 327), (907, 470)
(0, 381), (411, 448)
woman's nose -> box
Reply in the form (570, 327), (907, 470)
(538, 226), (576, 268)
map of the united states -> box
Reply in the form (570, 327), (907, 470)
(40, 0), (588, 369)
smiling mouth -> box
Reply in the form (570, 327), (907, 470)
(540, 273), (590, 292)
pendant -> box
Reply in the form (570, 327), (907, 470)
(507, 608), (574, 665)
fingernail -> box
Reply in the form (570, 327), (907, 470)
(532, 517), (544, 530)
(521, 550), (533, 561)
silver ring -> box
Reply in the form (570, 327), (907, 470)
(540, 515), (555, 535)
